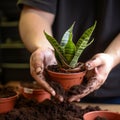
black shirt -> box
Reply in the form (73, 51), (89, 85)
(17, 0), (120, 98)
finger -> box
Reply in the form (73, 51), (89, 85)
(55, 94), (64, 102)
(30, 55), (44, 75)
(44, 49), (57, 68)
(68, 86), (92, 102)
(30, 64), (56, 96)
(85, 57), (102, 70)
(68, 87), (92, 102)
(35, 74), (56, 96)
(35, 67), (42, 74)
(33, 62), (44, 73)
(30, 51), (44, 70)
(76, 99), (81, 102)
(68, 94), (84, 102)
(68, 77), (98, 102)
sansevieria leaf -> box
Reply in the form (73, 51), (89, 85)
(44, 31), (70, 68)
(60, 22), (75, 47)
(60, 22), (76, 63)
(44, 21), (97, 69)
(69, 21), (97, 68)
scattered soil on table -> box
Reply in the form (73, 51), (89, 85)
(0, 95), (102, 120)
(0, 78), (104, 120)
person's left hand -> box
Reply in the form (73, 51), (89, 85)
(68, 53), (114, 102)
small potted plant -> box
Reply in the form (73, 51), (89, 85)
(44, 21), (96, 90)
(19, 81), (51, 102)
(0, 86), (18, 114)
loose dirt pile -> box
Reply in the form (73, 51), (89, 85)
(0, 95), (102, 120)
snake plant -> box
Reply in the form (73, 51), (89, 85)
(44, 21), (96, 71)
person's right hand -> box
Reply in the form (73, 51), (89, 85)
(30, 48), (57, 96)
(68, 53), (114, 102)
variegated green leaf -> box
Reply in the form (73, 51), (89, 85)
(44, 21), (96, 69)
(44, 31), (70, 68)
(60, 22), (75, 47)
(69, 21), (97, 67)
(76, 21), (96, 50)
(64, 40), (76, 64)
(60, 22), (76, 63)
(55, 51), (71, 68)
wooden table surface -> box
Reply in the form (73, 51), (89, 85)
(77, 103), (120, 113)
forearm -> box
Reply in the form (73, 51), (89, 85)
(104, 33), (120, 68)
(19, 6), (54, 52)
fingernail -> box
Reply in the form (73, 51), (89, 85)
(76, 99), (81, 102)
(86, 63), (91, 70)
(36, 67), (42, 74)
(55, 94), (64, 102)
(59, 96), (64, 102)
(51, 90), (56, 96)
(68, 98), (74, 102)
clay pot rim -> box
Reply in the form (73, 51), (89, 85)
(84, 110), (120, 114)
(19, 81), (43, 90)
(47, 69), (86, 75)
(83, 110), (120, 118)
(19, 86), (47, 92)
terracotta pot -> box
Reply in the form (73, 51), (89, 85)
(83, 111), (120, 120)
(19, 82), (51, 102)
(47, 69), (86, 90)
(0, 94), (18, 114)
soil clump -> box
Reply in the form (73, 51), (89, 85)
(0, 95), (102, 120)
(0, 86), (17, 98)
(0, 79), (103, 120)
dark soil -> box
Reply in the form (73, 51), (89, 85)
(46, 76), (87, 101)
(0, 81), (103, 120)
(47, 64), (85, 73)
(0, 73), (104, 120)
(20, 73), (88, 102)
(0, 86), (17, 98)
(0, 95), (102, 120)
(95, 116), (108, 120)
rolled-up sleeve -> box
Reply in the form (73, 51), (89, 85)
(17, 0), (57, 14)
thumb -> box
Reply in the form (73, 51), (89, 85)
(85, 57), (102, 70)
(44, 49), (57, 68)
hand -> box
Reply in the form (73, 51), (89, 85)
(30, 48), (57, 96)
(68, 53), (114, 102)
